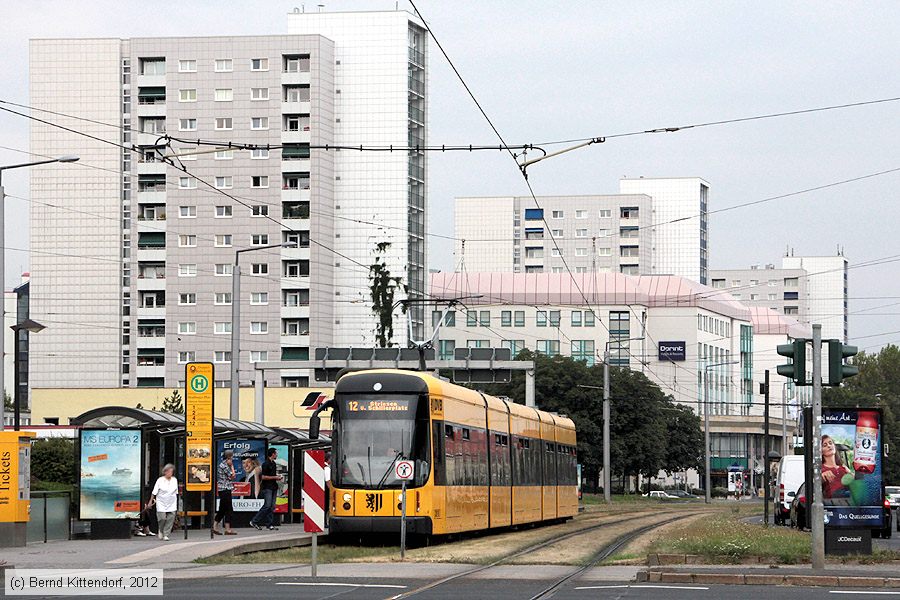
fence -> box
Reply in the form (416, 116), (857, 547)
(26, 491), (72, 544)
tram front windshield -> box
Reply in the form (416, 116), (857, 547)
(334, 395), (429, 488)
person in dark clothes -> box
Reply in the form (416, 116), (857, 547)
(250, 447), (282, 531)
(213, 449), (237, 535)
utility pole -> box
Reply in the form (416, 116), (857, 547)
(763, 369), (770, 527)
(810, 324), (825, 570)
(704, 367), (711, 504)
(782, 382), (789, 456)
(603, 349), (611, 503)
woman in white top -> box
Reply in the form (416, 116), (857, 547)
(150, 464), (179, 541)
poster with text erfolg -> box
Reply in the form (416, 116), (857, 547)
(79, 430), (142, 519)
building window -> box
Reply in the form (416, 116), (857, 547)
(551, 248), (562, 257)
(214, 322), (231, 335)
(467, 311), (477, 327)
(178, 322), (196, 335)
(251, 58), (269, 71)
(214, 351), (232, 363)
(214, 293), (232, 305)
(571, 311), (582, 327)
(179, 293), (196, 305)
(711, 278), (726, 289)
(620, 264), (640, 275)
(620, 245), (640, 257)
(467, 340), (488, 349)
(178, 234), (197, 247)
(178, 89), (197, 102)
(576, 247), (588, 256)
(513, 311), (525, 327)
(551, 229), (564, 238)
(179, 205), (197, 218)
(179, 118), (197, 131)
(215, 88), (233, 102)
(251, 175), (269, 188)
(537, 340), (560, 356)
(584, 311), (595, 327)
(215, 117), (233, 130)
(576, 228), (588, 238)
(215, 150), (234, 160)
(215, 205), (233, 218)
(283, 54), (310, 73)
(501, 339), (525, 356)
(784, 277), (799, 288)
(251, 117), (269, 130)
(768, 293), (777, 300)
(537, 310), (548, 327)
(178, 59), (197, 73)
(252, 205), (269, 216)
(620, 206), (639, 219)
(251, 149), (269, 159)
(609, 311), (631, 366)
(252, 263), (268, 275)
(250, 321), (268, 334)
(501, 311), (512, 327)
(250, 351), (268, 363)
(214, 177), (233, 190)
(619, 227), (639, 239)
(575, 210), (587, 219)
(784, 306), (799, 315)
(178, 264), (197, 277)
(178, 351), (196, 364)
(551, 210), (564, 219)
(251, 234), (269, 245)
(598, 247), (611, 256)
(479, 311), (490, 327)
(215, 234), (233, 247)
(438, 340), (455, 360)
(524, 208), (544, 220)
(571, 340), (595, 365)
(784, 291), (799, 300)
(251, 292), (268, 305)
(599, 209), (611, 218)
(178, 177), (196, 190)
(549, 310), (561, 327)
(214, 58), (233, 72)
(215, 264), (233, 276)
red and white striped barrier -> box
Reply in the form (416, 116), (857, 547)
(303, 449), (326, 533)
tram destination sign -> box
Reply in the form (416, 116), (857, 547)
(342, 398), (415, 414)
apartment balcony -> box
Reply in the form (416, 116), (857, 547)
(136, 132), (166, 147)
(281, 129), (311, 144)
(136, 249), (166, 263)
(281, 245), (310, 261)
(281, 187), (311, 202)
(136, 305), (166, 319)
(135, 275), (166, 291)
(136, 158), (167, 175)
(619, 216), (641, 227)
(281, 71), (311, 86)
(135, 365), (166, 379)
(135, 102), (166, 118)
(281, 305), (310, 319)
(282, 100), (311, 115)
(136, 335), (167, 349)
(136, 218), (166, 233)
(280, 334), (310, 347)
(135, 74), (166, 88)
(281, 158), (311, 173)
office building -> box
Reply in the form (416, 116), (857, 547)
(710, 253), (848, 342)
(619, 177), (710, 284)
(454, 195), (653, 275)
(29, 14), (427, 392)
(288, 10), (428, 342)
(430, 271), (785, 489)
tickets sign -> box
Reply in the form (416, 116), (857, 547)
(185, 362), (214, 492)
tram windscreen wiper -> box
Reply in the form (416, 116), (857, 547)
(375, 451), (403, 489)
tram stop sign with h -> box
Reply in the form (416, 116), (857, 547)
(395, 460), (414, 481)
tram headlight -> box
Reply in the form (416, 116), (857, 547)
(342, 493), (352, 502)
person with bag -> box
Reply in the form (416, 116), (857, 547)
(150, 463), (179, 541)
(213, 449), (237, 535)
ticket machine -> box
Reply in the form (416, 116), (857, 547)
(0, 430), (35, 547)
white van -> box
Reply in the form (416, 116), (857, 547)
(774, 455), (804, 525)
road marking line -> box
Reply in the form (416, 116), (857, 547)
(829, 592), (900, 596)
(276, 582), (407, 589)
(575, 584), (709, 591)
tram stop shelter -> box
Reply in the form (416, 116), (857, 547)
(71, 406), (329, 539)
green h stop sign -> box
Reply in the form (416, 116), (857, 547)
(190, 373), (210, 393)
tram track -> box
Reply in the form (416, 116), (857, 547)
(386, 508), (694, 600)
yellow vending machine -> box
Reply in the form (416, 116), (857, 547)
(0, 430), (35, 547)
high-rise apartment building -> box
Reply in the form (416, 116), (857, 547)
(710, 253), (848, 342)
(618, 177), (710, 284)
(29, 11), (427, 391)
(288, 10), (428, 342)
(454, 195), (654, 275)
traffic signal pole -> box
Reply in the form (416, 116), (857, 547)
(811, 324), (825, 570)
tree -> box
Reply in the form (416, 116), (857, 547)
(477, 352), (701, 491)
(161, 390), (184, 414)
(31, 438), (75, 484)
(823, 344), (900, 483)
(3, 392), (12, 412)
(368, 242), (405, 347)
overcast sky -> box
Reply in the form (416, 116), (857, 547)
(1, 1), (898, 350)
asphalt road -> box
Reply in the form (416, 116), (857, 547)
(18, 577), (899, 600)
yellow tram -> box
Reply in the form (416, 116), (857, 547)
(310, 369), (578, 536)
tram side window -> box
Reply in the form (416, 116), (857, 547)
(513, 437), (540, 486)
(432, 422), (446, 485)
(543, 441), (557, 485)
(557, 445), (577, 486)
(491, 433), (510, 486)
(445, 424), (488, 486)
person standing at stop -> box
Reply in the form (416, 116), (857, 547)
(250, 448), (282, 530)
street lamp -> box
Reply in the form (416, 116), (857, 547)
(10, 318), (45, 430)
(0, 155), (78, 431)
(702, 360), (740, 504)
(229, 242), (298, 420)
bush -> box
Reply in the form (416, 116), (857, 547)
(711, 486), (730, 498)
(31, 438), (75, 485)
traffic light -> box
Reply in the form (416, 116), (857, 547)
(776, 339), (808, 386)
(827, 340), (859, 386)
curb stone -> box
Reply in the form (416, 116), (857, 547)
(639, 569), (900, 588)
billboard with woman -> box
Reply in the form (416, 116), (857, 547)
(821, 409), (884, 528)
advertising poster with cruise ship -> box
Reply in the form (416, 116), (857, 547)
(79, 429), (142, 519)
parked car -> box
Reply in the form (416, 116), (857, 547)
(790, 482), (893, 538)
(775, 455), (805, 526)
(886, 486), (900, 510)
(643, 490), (677, 499)
(665, 489), (699, 499)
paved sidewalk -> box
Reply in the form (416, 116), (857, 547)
(0, 524), (315, 570)
(641, 563), (900, 587)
